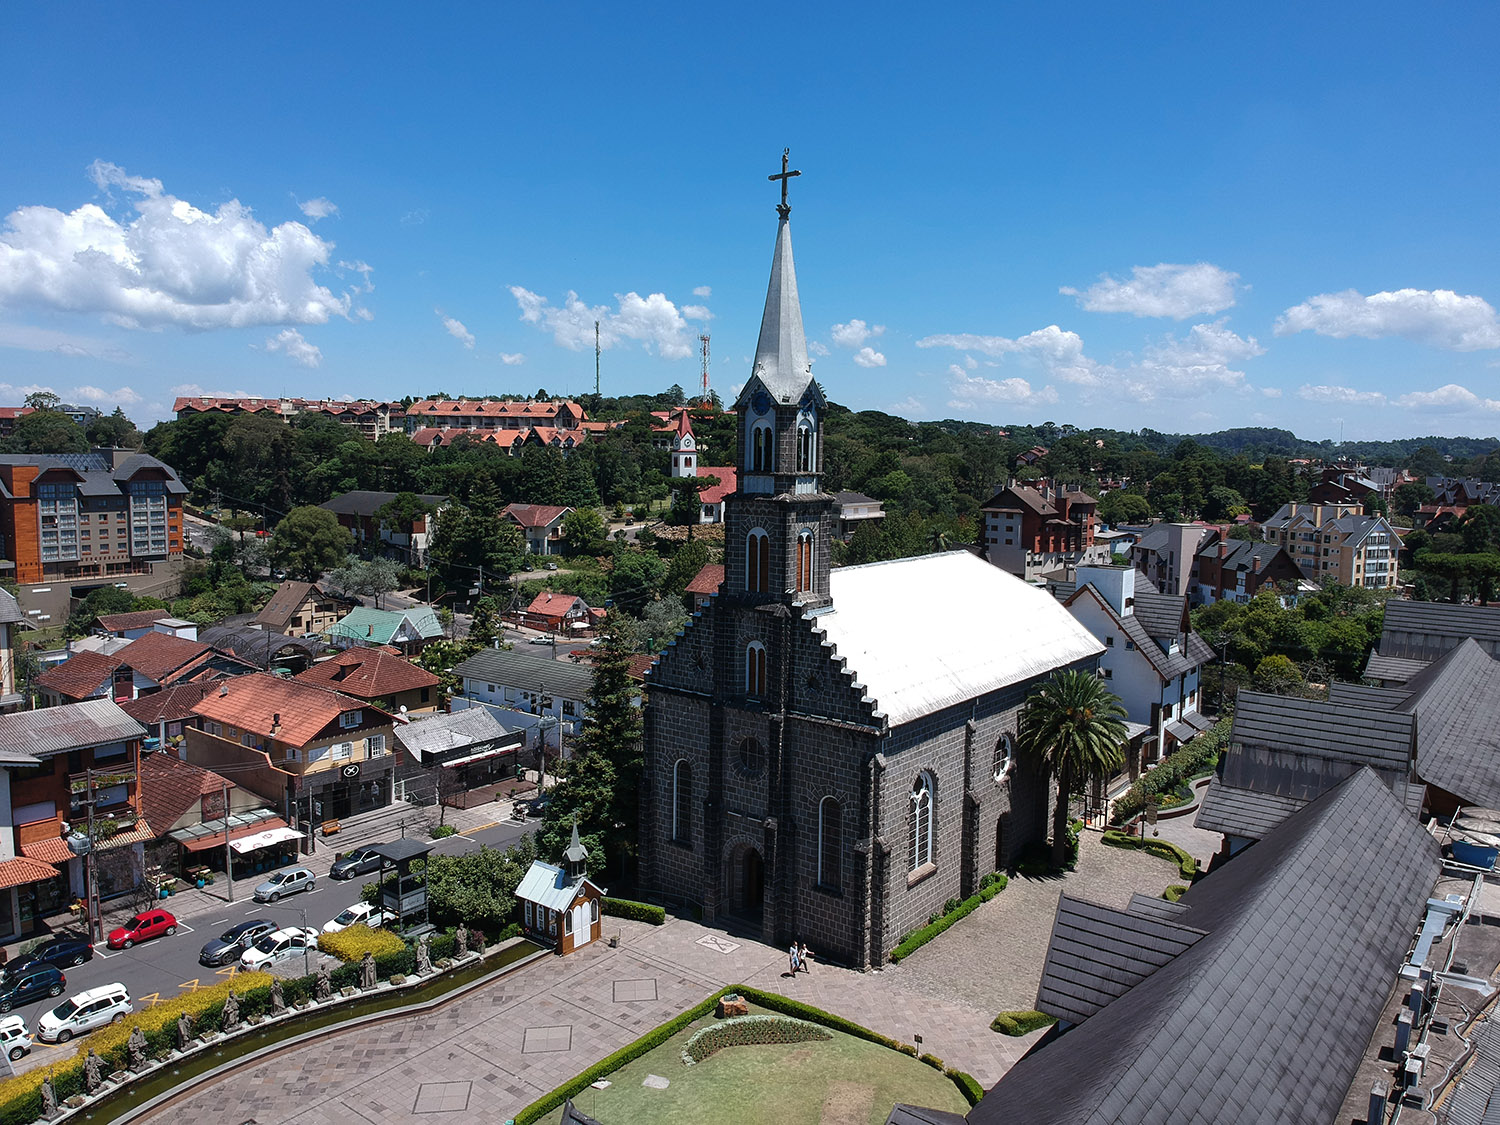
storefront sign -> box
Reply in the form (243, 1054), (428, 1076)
(340, 763), (362, 779)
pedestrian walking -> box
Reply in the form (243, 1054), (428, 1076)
(788, 941), (799, 976)
(798, 941), (812, 973)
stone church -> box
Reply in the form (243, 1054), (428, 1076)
(640, 165), (1103, 969)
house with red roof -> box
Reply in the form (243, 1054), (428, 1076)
(38, 630), (256, 706)
(523, 591), (597, 635)
(295, 647), (440, 715)
(685, 563), (725, 612)
(503, 503), (573, 556)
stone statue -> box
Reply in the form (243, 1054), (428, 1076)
(84, 1049), (103, 1093)
(415, 933), (431, 974)
(176, 1011), (194, 1051)
(315, 964), (331, 1001)
(40, 1072), (56, 1117)
(127, 1025), (147, 1070)
(270, 978), (286, 1016)
(359, 950), (377, 990)
(455, 926), (469, 958)
(221, 991), (241, 1032)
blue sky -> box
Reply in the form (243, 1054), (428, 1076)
(1, 4), (1497, 441)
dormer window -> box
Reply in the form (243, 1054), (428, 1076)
(340, 710), (362, 728)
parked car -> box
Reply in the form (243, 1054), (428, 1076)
(239, 927), (318, 971)
(322, 903), (397, 934)
(526, 793), (551, 818)
(37, 984), (131, 1044)
(199, 919), (278, 967)
(329, 848), (384, 881)
(253, 867), (315, 903)
(106, 910), (177, 950)
(0, 1015), (31, 1060)
(23, 935), (94, 969)
(0, 965), (64, 1013)
(527, 635), (553, 645)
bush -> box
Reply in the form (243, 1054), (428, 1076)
(1109, 715), (1232, 825)
(947, 1067), (985, 1106)
(890, 876), (1007, 962)
(429, 824), (457, 839)
(1099, 831), (1199, 880)
(318, 923), (408, 963)
(919, 1052), (945, 1070)
(602, 897), (666, 925)
(681, 1014), (830, 1064)
(1163, 884), (1189, 902)
(991, 1009), (1058, 1036)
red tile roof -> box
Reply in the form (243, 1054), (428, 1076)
(503, 503), (571, 529)
(0, 856), (62, 890)
(294, 648), (439, 701)
(525, 591), (589, 618)
(685, 564), (725, 596)
(21, 837), (74, 865)
(696, 466), (737, 506)
(37, 649), (120, 700)
(96, 609), (175, 634)
(117, 631), (213, 684)
(138, 751), (235, 837)
(191, 672), (378, 747)
(119, 683), (216, 726)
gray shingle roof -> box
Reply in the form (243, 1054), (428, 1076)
(972, 768), (1442, 1125)
(1381, 600), (1500, 660)
(1131, 590), (1187, 640)
(1364, 653), (1429, 684)
(1194, 782), (1310, 840)
(0, 698), (147, 758)
(1326, 681), (1411, 709)
(1228, 690), (1415, 778)
(453, 647), (595, 701)
(1034, 895), (1207, 1026)
(393, 707), (526, 761)
(1395, 638), (1500, 808)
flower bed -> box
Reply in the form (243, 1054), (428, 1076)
(681, 1014), (830, 1065)
(317, 923), (409, 963)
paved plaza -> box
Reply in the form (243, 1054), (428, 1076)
(135, 833), (1182, 1124)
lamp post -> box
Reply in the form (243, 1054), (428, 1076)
(61, 769), (104, 944)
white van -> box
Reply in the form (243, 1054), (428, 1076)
(37, 984), (131, 1043)
(0, 1014), (31, 1060)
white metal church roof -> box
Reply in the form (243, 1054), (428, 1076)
(816, 551), (1105, 728)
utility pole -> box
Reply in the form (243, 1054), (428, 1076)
(700, 333), (711, 408)
(221, 778), (234, 902)
(594, 321), (601, 397)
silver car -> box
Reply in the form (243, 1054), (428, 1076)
(252, 867), (316, 903)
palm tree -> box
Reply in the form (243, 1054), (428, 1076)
(928, 527), (951, 554)
(1019, 669), (1129, 867)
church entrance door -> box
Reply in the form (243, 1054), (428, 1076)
(743, 848), (764, 913)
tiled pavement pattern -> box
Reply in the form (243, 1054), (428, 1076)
(139, 834), (1177, 1124)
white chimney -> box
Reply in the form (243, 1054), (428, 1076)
(1077, 564), (1136, 617)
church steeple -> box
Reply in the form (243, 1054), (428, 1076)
(750, 216), (814, 406)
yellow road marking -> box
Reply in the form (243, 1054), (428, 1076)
(178, 979), (202, 992)
(139, 992), (164, 1007)
(214, 965), (239, 977)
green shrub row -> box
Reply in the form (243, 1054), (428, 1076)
(1099, 830), (1199, 880)
(890, 875), (1008, 962)
(991, 1009), (1058, 1037)
(513, 988), (732, 1123)
(1163, 884), (1189, 902)
(1109, 715), (1232, 825)
(602, 897), (666, 925)
(682, 1014), (829, 1064)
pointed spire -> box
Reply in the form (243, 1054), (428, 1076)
(750, 217), (815, 405)
(564, 813), (587, 877)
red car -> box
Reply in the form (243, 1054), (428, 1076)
(106, 910), (177, 949)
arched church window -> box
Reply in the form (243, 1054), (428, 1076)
(797, 422), (817, 472)
(994, 733), (1014, 781)
(747, 529), (770, 593)
(796, 530), (814, 592)
(909, 773), (934, 871)
(673, 759), (692, 842)
(737, 737), (765, 777)
(818, 796), (842, 891)
(746, 642), (767, 697)
(751, 423), (775, 473)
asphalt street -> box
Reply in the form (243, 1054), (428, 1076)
(6, 818), (535, 1073)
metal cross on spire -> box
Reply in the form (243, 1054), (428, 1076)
(768, 148), (801, 219)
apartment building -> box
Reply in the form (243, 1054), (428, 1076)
(1261, 502), (1399, 590)
(172, 397), (404, 439)
(980, 480), (1104, 579)
(404, 398), (588, 434)
(1129, 523), (1216, 597)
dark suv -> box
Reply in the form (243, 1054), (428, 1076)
(0, 965), (64, 1012)
(22, 936), (93, 969)
(330, 848), (384, 881)
(199, 919), (278, 967)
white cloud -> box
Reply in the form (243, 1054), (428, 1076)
(500, 352), (526, 366)
(830, 318), (886, 349)
(1275, 288), (1500, 351)
(681, 304), (713, 321)
(400, 208), (429, 226)
(0, 161), (365, 331)
(946, 365), (1059, 409)
(692, 285), (712, 298)
(889, 396), (925, 417)
(1061, 263), (1239, 319)
(808, 339), (829, 357)
(918, 325), (1108, 387)
(1296, 384), (1388, 406)
(298, 197), (339, 222)
(338, 260), (373, 293)
(1123, 321), (1264, 400)
(264, 328), (322, 368)
(438, 312), (475, 349)
(1261, 387), (1283, 398)
(0, 322), (134, 362)
(852, 346), (886, 368)
(1395, 383), (1500, 413)
(71, 384), (142, 405)
(510, 285), (695, 360)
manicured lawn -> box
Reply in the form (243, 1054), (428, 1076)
(539, 1005), (969, 1125)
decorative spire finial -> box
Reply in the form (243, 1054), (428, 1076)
(768, 148), (801, 219)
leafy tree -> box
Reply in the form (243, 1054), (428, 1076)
(562, 508), (606, 556)
(416, 838), (538, 932)
(1097, 490), (1151, 527)
(428, 498), (525, 593)
(23, 391), (61, 411)
(663, 539), (710, 604)
(1392, 481), (1435, 518)
(467, 595), (505, 649)
(415, 637), (478, 702)
(373, 491), (434, 536)
(8, 409), (88, 454)
(271, 506), (354, 581)
(324, 556), (403, 607)
(86, 407), (141, 449)
(609, 546), (667, 615)
(1252, 654), (1304, 694)
(1458, 504), (1500, 553)
(65, 587), (166, 638)
(1018, 669), (1127, 866)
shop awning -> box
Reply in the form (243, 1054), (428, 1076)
(440, 744), (517, 769)
(96, 822), (157, 852)
(177, 815), (290, 853)
(228, 825), (304, 855)
(0, 856), (65, 891)
(20, 837), (74, 865)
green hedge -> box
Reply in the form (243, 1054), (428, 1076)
(890, 875), (1008, 962)
(1163, 884), (1189, 902)
(1109, 715), (1232, 825)
(682, 1014), (829, 1064)
(1100, 830), (1199, 880)
(602, 897), (666, 925)
(991, 1009), (1058, 1037)
(947, 1068), (985, 1105)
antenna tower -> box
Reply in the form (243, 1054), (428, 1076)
(699, 333), (711, 407)
(594, 321), (601, 397)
